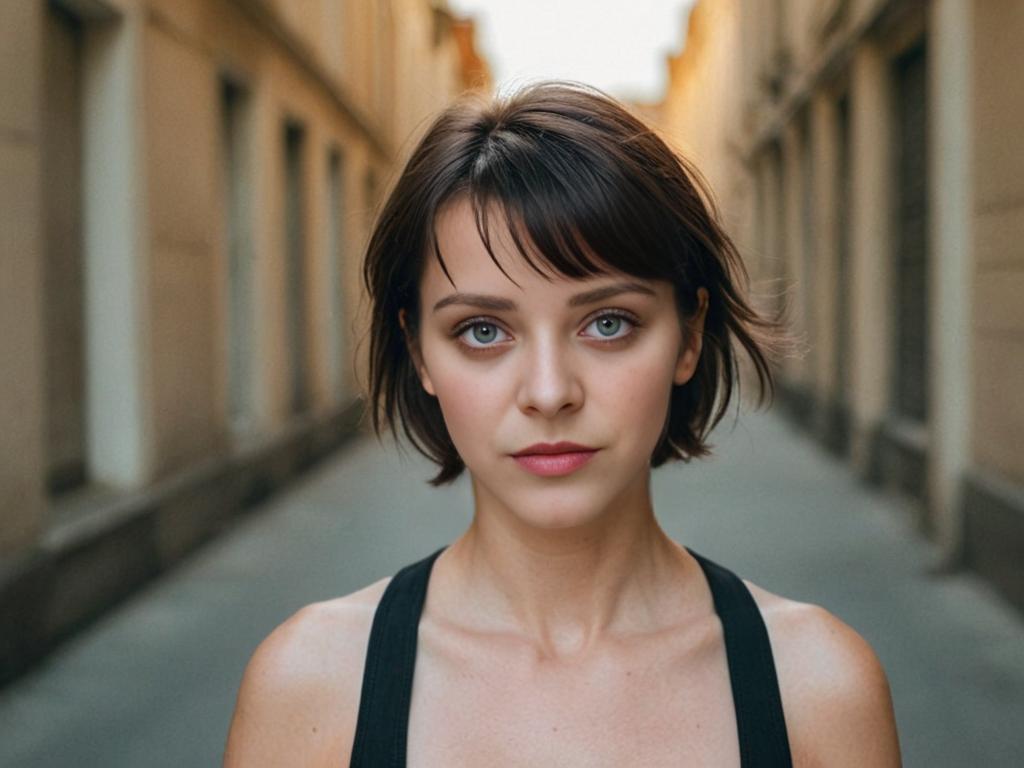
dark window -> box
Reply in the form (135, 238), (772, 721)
(891, 43), (930, 423)
(43, 5), (87, 495)
(284, 121), (310, 415)
(836, 92), (851, 405)
(221, 79), (254, 432)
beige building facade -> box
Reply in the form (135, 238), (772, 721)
(659, 0), (1024, 613)
(0, 0), (488, 682)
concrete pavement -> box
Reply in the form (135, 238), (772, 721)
(1, 408), (1022, 766)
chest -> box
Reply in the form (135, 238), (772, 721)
(405, 620), (742, 768)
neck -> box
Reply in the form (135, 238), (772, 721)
(440, 471), (693, 661)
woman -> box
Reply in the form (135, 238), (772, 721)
(225, 81), (901, 767)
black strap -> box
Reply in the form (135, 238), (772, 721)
(349, 545), (446, 768)
(350, 545), (792, 767)
(687, 547), (793, 767)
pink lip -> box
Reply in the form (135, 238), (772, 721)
(512, 441), (596, 456)
(512, 450), (598, 477)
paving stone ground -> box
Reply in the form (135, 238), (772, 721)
(1, 408), (1022, 766)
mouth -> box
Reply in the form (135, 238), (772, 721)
(510, 445), (599, 477)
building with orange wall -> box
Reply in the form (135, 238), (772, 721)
(0, 0), (489, 683)
(659, 0), (1024, 615)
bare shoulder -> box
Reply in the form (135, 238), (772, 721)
(223, 576), (393, 767)
(742, 580), (902, 768)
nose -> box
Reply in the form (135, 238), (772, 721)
(515, 334), (584, 417)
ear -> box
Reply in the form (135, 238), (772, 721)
(399, 308), (436, 396)
(673, 287), (709, 387)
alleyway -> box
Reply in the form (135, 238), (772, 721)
(1, 407), (1022, 767)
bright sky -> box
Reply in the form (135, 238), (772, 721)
(447, 0), (697, 103)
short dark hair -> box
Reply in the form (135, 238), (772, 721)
(361, 80), (786, 486)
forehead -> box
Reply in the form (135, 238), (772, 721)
(425, 196), (658, 302)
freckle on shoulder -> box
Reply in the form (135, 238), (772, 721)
(225, 577), (396, 765)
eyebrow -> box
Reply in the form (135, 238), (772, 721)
(431, 280), (657, 314)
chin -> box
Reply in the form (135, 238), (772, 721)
(505, 486), (618, 530)
(468, 460), (630, 526)
(518, 510), (593, 530)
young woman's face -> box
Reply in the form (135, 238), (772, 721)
(406, 197), (708, 529)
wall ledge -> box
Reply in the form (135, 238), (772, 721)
(0, 397), (366, 687)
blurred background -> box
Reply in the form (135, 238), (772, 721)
(1, 0), (1022, 765)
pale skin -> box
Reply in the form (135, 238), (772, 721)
(224, 197), (902, 766)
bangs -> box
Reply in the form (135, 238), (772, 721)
(426, 123), (683, 289)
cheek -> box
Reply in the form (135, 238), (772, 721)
(425, 352), (507, 454)
(592, 354), (676, 441)
(435, 374), (495, 422)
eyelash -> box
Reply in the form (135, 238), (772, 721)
(449, 309), (642, 353)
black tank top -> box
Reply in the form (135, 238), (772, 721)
(349, 545), (792, 767)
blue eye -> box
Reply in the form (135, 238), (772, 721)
(458, 321), (511, 349)
(585, 313), (634, 340)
